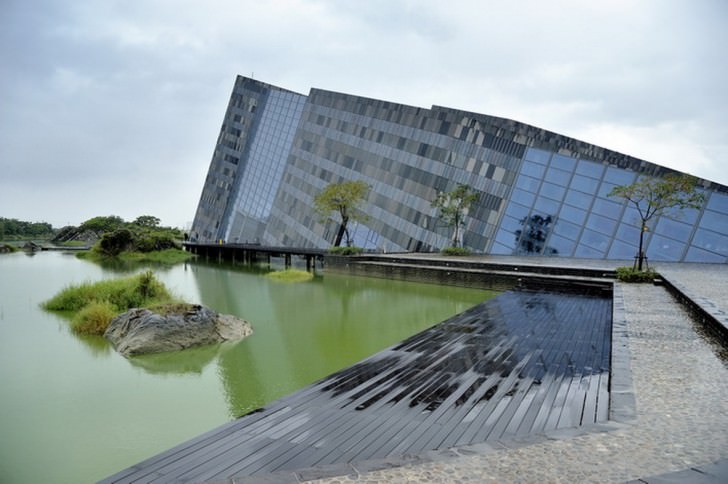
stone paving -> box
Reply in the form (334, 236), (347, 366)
(657, 263), (728, 337)
(313, 274), (728, 483)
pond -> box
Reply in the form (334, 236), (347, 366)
(0, 251), (494, 483)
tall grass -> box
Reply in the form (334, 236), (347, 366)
(42, 271), (176, 335)
(71, 301), (118, 335)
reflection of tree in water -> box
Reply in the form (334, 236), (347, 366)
(515, 214), (557, 255)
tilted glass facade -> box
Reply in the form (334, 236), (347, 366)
(191, 76), (728, 263)
(191, 77), (306, 242)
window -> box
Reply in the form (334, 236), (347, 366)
(564, 189), (594, 209)
(559, 204), (587, 225)
(574, 244), (604, 258)
(699, 209), (728, 232)
(544, 167), (571, 186)
(691, 228), (728, 255)
(604, 166), (635, 185)
(655, 217), (693, 243)
(575, 159), (605, 179)
(547, 233), (575, 257)
(521, 161), (546, 178)
(532, 196), (560, 215)
(685, 246), (726, 263)
(707, 191), (728, 213)
(608, 239), (637, 259)
(511, 188), (536, 208)
(553, 219), (581, 240)
(586, 213), (617, 234)
(505, 201), (531, 220)
(516, 174), (541, 193)
(597, 182), (618, 198)
(524, 147), (551, 165)
(570, 174), (600, 194)
(580, 228), (610, 252)
(615, 223), (641, 244)
(648, 234), (686, 261)
(591, 198), (623, 220)
(540, 182), (566, 202)
(550, 153), (577, 171)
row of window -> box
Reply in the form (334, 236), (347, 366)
(492, 148), (728, 262)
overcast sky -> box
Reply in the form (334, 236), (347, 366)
(2, 0), (726, 229)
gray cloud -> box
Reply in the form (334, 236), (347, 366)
(1, 0), (726, 228)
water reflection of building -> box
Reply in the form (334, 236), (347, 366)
(192, 76), (728, 263)
(188, 262), (484, 418)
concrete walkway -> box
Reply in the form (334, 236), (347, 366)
(313, 263), (728, 483)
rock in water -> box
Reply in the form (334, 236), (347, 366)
(104, 304), (252, 357)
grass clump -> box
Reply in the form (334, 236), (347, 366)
(42, 270), (176, 335)
(615, 266), (659, 283)
(266, 269), (314, 282)
(441, 246), (472, 256)
(71, 301), (118, 335)
(328, 246), (363, 256)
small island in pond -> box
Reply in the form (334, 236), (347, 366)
(41, 271), (252, 357)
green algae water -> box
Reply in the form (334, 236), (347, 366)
(0, 251), (493, 483)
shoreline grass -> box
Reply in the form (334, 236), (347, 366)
(77, 248), (195, 265)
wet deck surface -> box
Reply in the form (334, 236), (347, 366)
(103, 288), (612, 483)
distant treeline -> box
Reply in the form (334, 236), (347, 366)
(0, 217), (54, 240)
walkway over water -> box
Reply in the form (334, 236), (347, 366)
(102, 288), (612, 483)
(184, 242), (325, 270)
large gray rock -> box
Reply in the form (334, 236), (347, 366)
(104, 304), (252, 357)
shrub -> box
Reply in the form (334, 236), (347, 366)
(615, 266), (659, 283)
(441, 246), (472, 256)
(328, 246), (363, 256)
(135, 233), (178, 252)
(98, 228), (135, 256)
(71, 301), (118, 335)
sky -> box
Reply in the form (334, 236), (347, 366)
(1, 0), (727, 229)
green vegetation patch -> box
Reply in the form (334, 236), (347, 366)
(615, 266), (659, 283)
(79, 247), (193, 265)
(441, 246), (472, 256)
(42, 271), (177, 335)
(266, 269), (314, 282)
(72, 301), (118, 335)
(328, 246), (363, 256)
(0, 243), (18, 253)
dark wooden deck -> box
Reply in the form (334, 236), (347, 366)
(102, 288), (612, 483)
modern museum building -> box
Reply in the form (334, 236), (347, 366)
(191, 76), (728, 263)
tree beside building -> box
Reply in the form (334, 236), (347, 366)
(608, 173), (705, 270)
